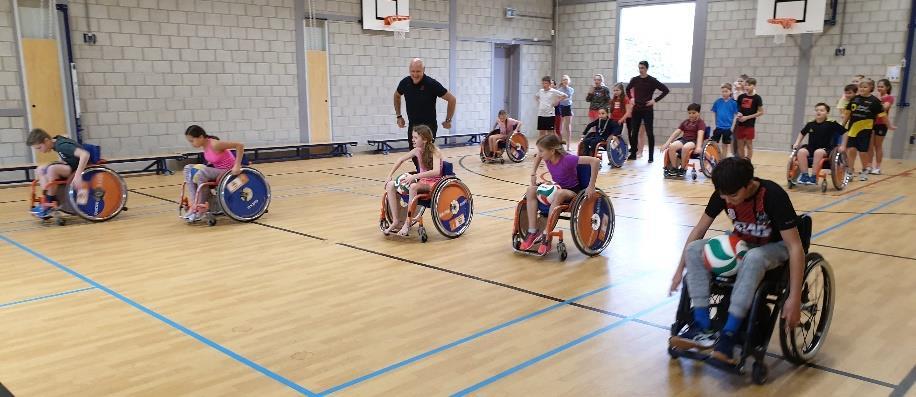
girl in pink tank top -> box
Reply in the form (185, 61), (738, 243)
(182, 125), (245, 222)
(382, 125), (444, 237)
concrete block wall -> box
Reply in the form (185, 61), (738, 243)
(803, 0), (910, 160)
(0, 1), (27, 165)
(327, 22), (449, 143)
(557, 1), (615, 139)
(455, 40), (493, 133)
(519, 44), (554, 137)
(457, 0), (554, 41)
(701, 0), (799, 150)
(68, 0), (300, 156)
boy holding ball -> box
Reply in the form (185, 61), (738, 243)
(668, 157), (805, 365)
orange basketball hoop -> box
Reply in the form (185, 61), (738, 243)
(767, 18), (797, 29)
(383, 15), (410, 26)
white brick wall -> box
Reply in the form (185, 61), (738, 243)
(519, 45), (553, 139)
(557, 1), (615, 140)
(458, 0), (554, 41)
(702, 0), (799, 150)
(455, 40), (492, 133)
(69, 0), (299, 156)
(0, 1), (26, 165)
(327, 22), (449, 143)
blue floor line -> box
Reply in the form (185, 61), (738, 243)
(451, 296), (678, 396)
(812, 196), (905, 239)
(0, 287), (96, 309)
(0, 234), (318, 397)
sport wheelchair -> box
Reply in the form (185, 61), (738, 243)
(511, 164), (615, 261)
(662, 127), (721, 180)
(786, 146), (849, 192)
(480, 129), (529, 164)
(669, 215), (835, 384)
(178, 166), (271, 226)
(379, 161), (473, 242)
(29, 165), (129, 226)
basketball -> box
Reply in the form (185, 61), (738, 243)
(703, 234), (749, 277)
(536, 183), (558, 207)
(394, 172), (413, 195)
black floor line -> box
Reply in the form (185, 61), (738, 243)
(128, 188), (896, 390)
(252, 222), (326, 241)
(809, 243), (916, 261)
(0, 382), (12, 397)
(129, 189), (178, 204)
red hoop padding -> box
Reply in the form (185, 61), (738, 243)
(383, 15), (410, 26)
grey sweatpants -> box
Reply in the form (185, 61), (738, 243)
(184, 164), (225, 205)
(685, 239), (788, 318)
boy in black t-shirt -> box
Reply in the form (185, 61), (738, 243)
(735, 78), (764, 160)
(791, 103), (847, 185)
(668, 157), (804, 365)
(26, 128), (90, 218)
(843, 79), (884, 181)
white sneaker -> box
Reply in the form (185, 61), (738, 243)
(859, 171), (869, 181)
(185, 212), (202, 223)
(870, 168), (881, 175)
(846, 171), (854, 182)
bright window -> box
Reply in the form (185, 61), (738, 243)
(616, 2), (695, 84)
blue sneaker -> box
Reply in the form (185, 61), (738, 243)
(711, 331), (738, 365)
(30, 205), (50, 219)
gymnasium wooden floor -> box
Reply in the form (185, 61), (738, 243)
(0, 145), (914, 396)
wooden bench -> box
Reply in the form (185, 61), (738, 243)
(183, 141), (357, 164)
(368, 133), (489, 154)
(0, 153), (183, 185)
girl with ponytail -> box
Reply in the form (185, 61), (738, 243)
(382, 124), (443, 236)
(182, 125), (245, 223)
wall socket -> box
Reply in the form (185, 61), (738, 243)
(835, 47), (846, 56)
(83, 33), (96, 44)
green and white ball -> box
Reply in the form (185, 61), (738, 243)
(703, 234), (749, 277)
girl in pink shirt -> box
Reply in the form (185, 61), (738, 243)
(485, 110), (522, 159)
(868, 79), (895, 175)
(183, 125), (245, 222)
(383, 125), (444, 236)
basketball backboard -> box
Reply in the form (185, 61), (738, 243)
(755, 0), (826, 36)
(362, 0), (410, 32)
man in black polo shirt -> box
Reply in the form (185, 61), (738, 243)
(626, 60), (670, 163)
(393, 58), (457, 167)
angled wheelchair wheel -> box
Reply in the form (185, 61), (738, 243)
(786, 149), (800, 188)
(608, 138), (628, 168)
(429, 177), (473, 238)
(506, 133), (529, 163)
(217, 167), (271, 222)
(829, 148), (849, 191)
(700, 141), (720, 178)
(479, 139), (488, 163)
(779, 253), (835, 364)
(569, 189), (615, 256)
(67, 166), (128, 222)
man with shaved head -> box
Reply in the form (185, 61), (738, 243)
(394, 58), (457, 167)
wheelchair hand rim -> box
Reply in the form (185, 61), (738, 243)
(507, 133), (528, 162)
(67, 166), (128, 222)
(608, 139), (628, 167)
(830, 149), (849, 190)
(787, 253), (834, 362)
(430, 177), (473, 238)
(701, 141), (719, 178)
(786, 149), (800, 185)
(217, 167), (271, 222)
(569, 189), (615, 256)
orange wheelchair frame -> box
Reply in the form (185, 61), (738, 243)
(178, 166), (271, 226)
(379, 161), (474, 242)
(29, 164), (128, 226)
(662, 128), (721, 180)
(480, 130), (529, 164)
(511, 165), (615, 261)
(786, 146), (849, 192)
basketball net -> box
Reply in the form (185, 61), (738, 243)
(767, 18), (796, 44)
